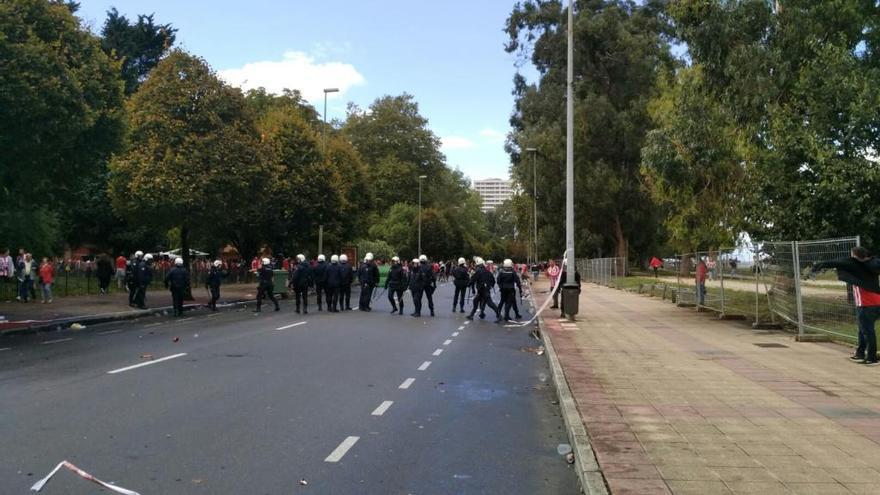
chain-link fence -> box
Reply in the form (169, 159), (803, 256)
(579, 236), (863, 344)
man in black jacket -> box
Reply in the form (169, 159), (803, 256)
(255, 257), (280, 312)
(133, 253), (153, 310)
(497, 258), (523, 321)
(385, 256), (408, 315)
(409, 258), (425, 317)
(467, 257), (501, 322)
(325, 255), (342, 312)
(418, 255), (437, 317)
(205, 259), (226, 311)
(313, 254), (327, 311)
(164, 257), (190, 317)
(291, 254), (312, 314)
(357, 252), (380, 311)
(339, 254), (354, 310)
(814, 246), (880, 364)
(451, 257), (469, 313)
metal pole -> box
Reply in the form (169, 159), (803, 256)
(754, 252), (759, 326)
(318, 225), (323, 257)
(418, 179), (422, 255)
(533, 150), (538, 264)
(792, 241), (806, 339)
(719, 251), (725, 316)
(563, 0), (576, 305)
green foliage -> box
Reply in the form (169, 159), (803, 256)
(355, 239), (395, 261)
(100, 7), (176, 95)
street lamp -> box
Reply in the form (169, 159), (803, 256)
(319, 88), (338, 256)
(418, 175), (427, 255)
(563, 0), (578, 318)
(525, 147), (538, 264)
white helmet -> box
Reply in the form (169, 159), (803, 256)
(262, 257), (270, 266)
(412, 258), (419, 264)
(174, 257), (184, 266)
(503, 258), (513, 268)
(331, 254), (339, 263)
(213, 260), (222, 267)
(392, 256), (400, 263)
(297, 254), (305, 262)
(340, 254), (348, 263)
(419, 254), (427, 262)
(135, 250), (144, 258)
(487, 260), (494, 265)
(144, 253), (153, 261)
(365, 252), (374, 262)
(458, 257), (466, 265)
(318, 254), (326, 262)
(474, 257), (485, 266)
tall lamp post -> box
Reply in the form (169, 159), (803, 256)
(319, 87), (338, 256)
(525, 147), (539, 264)
(418, 175), (427, 255)
(563, 0), (578, 318)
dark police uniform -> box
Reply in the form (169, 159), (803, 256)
(340, 260), (354, 310)
(467, 265), (501, 321)
(133, 259), (152, 309)
(325, 262), (342, 312)
(385, 262), (408, 315)
(256, 264), (280, 312)
(165, 265), (190, 317)
(496, 267), (523, 320)
(420, 261), (436, 316)
(206, 265), (225, 311)
(452, 264), (469, 312)
(292, 260), (313, 314)
(357, 261), (379, 311)
(313, 260), (327, 311)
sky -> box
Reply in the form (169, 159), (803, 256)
(75, 0), (533, 182)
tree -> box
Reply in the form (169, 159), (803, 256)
(100, 7), (176, 95)
(0, 0), (124, 255)
(109, 50), (271, 292)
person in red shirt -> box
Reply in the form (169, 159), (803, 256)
(39, 257), (54, 303)
(814, 246), (880, 365)
(650, 256), (663, 279)
(115, 254), (127, 289)
(547, 260), (561, 309)
(695, 258), (707, 306)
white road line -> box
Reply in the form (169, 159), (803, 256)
(443, 339), (453, 346)
(324, 436), (359, 463)
(418, 361), (431, 371)
(42, 338), (72, 345)
(457, 326), (465, 330)
(107, 353), (187, 374)
(144, 322), (163, 327)
(179, 317), (192, 322)
(464, 321), (470, 325)
(97, 329), (122, 335)
(432, 349), (443, 356)
(276, 321), (306, 330)
(399, 378), (415, 389)
(0, 347), (11, 352)
(452, 332), (459, 337)
(371, 401), (394, 416)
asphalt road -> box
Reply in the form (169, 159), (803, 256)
(0, 282), (579, 494)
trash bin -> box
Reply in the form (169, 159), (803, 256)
(562, 286), (579, 317)
(273, 270), (289, 298)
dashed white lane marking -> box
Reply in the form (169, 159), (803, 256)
(42, 338), (72, 345)
(371, 401), (394, 416)
(464, 321), (470, 325)
(144, 322), (163, 327)
(325, 436), (359, 463)
(418, 361), (431, 371)
(180, 317), (193, 322)
(0, 347), (11, 351)
(97, 329), (122, 335)
(443, 339), (453, 346)
(457, 326), (465, 330)
(452, 332), (459, 337)
(107, 353), (187, 374)
(432, 349), (443, 356)
(399, 378), (415, 389)
(276, 321), (306, 330)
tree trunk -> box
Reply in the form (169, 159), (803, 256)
(181, 224), (194, 300)
(613, 214), (628, 274)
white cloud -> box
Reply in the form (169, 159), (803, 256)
(441, 136), (476, 151)
(479, 128), (506, 143)
(218, 51), (365, 105)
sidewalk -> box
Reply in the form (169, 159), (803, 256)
(0, 283), (258, 333)
(538, 282), (880, 495)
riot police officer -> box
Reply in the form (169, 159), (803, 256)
(451, 257), (469, 313)
(339, 254), (354, 310)
(165, 257), (190, 317)
(133, 253), (153, 309)
(205, 259), (225, 311)
(467, 257), (501, 322)
(385, 256), (408, 315)
(357, 252), (379, 311)
(255, 257), (280, 312)
(325, 254), (342, 312)
(418, 255), (436, 317)
(292, 254), (312, 314)
(125, 251), (141, 307)
(497, 258), (523, 321)
(313, 254), (327, 311)
(409, 258), (425, 317)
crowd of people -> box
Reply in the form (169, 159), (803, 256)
(0, 248), (62, 303)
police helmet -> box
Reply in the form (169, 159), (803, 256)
(135, 250), (144, 258)
(174, 257), (184, 266)
(458, 257), (466, 265)
(296, 254), (305, 262)
(318, 254), (326, 262)
(214, 260), (222, 267)
(474, 257), (485, 266)
(392, 256), (400, 263)
(262, 257), (270, 265)
(365, 252), (374, 262)
(331, 254), (339, 263)
(412, 258), (419, 264)
(419, 254), (427, 262)
(503, 259), (513, 268)
(340, 254), (348, 263)
(144, 253), (154, 261)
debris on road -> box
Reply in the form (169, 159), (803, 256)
(30, 460), (141, 494)
(70, 323), (86, 330)
(299, 479), (308, 486)
(172, 337), (180, 343)
(520, 345), (545, 356)
(139, 353), (154, 360)
(565, 452), (575, 464)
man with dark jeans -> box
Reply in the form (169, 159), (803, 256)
(814, 246), (880, 365)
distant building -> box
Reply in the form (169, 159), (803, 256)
(472, 178), (513, 212)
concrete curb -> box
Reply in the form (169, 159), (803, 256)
(0, 298), (256, 337)
(526, 282), (608, 495)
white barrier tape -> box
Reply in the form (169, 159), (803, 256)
(505, 253), (568, 328)
(31, 460), (141, 495)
